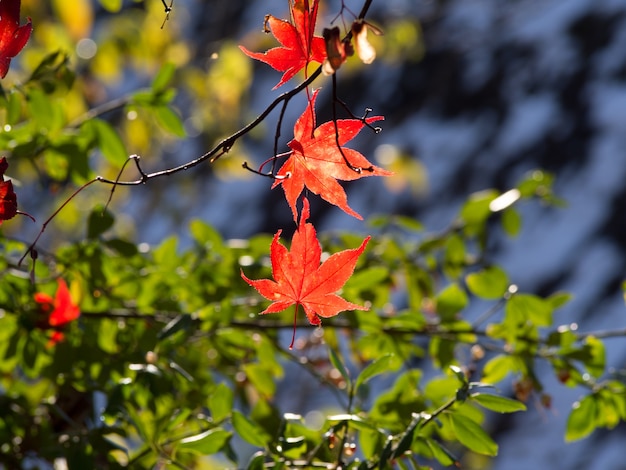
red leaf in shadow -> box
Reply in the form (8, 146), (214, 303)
(0, 157), (18, 223)
(0, 0), (32, 78)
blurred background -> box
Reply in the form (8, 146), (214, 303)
(4, 0), (626, 468)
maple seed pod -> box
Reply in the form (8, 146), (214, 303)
(352, 20), (382, 65)
(322, 27), (353, 75)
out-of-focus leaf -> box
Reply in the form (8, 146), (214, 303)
(565, 395), (597, 442)
(53, 0), (93, 39)
(345, 266), (389, 291)
(471, 393), (527, 413)
(157, 314), (193, 341)
(501, 207), (522, 237)
(481, 355), (519, 384)
(443, 234), (465, 279)
(84, 118), (128, 165)
(243, 363), (276, 398)
(355, 354), (397, 391)
(583, 336), (605, 378)
(232, 410), (270, 447)
(506, 294), (553, 327)
(466, 266), (509, 300)
(209, 383), (234, 423)
(246, 452), (266, 470)
(98, 0), (123, 12)
(104, 238), (138, 257)
(154, 105), (185, 137)
(87, 206), (115, 239)
(460, 189), (498, 229)
(447, 412), (498, 456)
(152, 63), (176, 94)
(179, 428), (231, 455)
(328, 346), (352, 390)
(436, 283), (468, 321)
(548, 291), (573, 310)
(422, 438), (458, 467)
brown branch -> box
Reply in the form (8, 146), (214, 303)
(95, 0), (377, 187)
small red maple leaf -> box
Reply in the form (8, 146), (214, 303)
(0, 157), (18, 224)
(241, 197), (369, 349)
(0, 0), (32, 78)
(239, 0), (326, 89)
(34, 278), (81, 346)
(272, 89), (392, 221)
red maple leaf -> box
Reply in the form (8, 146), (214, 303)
(0, 0), (32, 78)
(272, 89), (392, 221)
(34, 278), (81, 346)
(241, 197), (369, 348)
(0, 157), (18, 224)
(239, 0), (326, 89)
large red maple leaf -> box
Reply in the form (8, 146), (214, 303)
(241, 197), (369, 348)
(272, 89), (392, 221)
(239, 0), (326, 89)
(0, 157), (18, 224)
(0, 0), (32, 78)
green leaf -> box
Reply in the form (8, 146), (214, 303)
(232, 410), (270, 448)
(328, 346), (351, 390)
(471, 393), (527, 413)
(501, 208), (522, 237)
(85, 118), (128, 165)
(459, 189), (498, 230)
(345, 266), (389, 291)
(443, 234), (465, 279)
(465, 266), (509, 300)
(209, 383), (233, 423)
(179, 428), (231, 455)
(447, 412), (498, 456)
(392, 425), (415, 459)
(583, 336), (605, 378)
(392, 215), (424, 232)
(355, 354), (397, 391)
(565, 395), (597, 442)
(87, 206), (115, 239)
(152, 63), (176, 94)
(547, 291), (573, 310)
(481, 355), (519, 384)
(506, 294), (553, 327)
(428, 336), (456, 369)
(243, 363), (276, 398)
(154, 105), (185, 137)
(436, 283), (468, 321)
(422, 438), (458, 467)
(98, 0), (123, 12)
(104, 238), (138, 257)
(157, 314), (193, 341)
(246, 452), (267, 470)
(97, 319), (119, 354)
